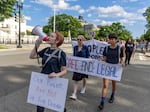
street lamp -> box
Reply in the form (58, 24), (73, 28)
(15, 0), (24, 48)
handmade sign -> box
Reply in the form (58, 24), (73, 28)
(66, 56), (123, 81)
(72, 39), (108, 59)
(27, 72), (68, 112)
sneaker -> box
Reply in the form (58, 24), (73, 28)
(98, 102), (104, 110)
(108, 96), (114, 103)
(69, 94), (77, 100)
(80, 87), (86, 94)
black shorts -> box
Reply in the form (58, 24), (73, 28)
(72, 72), (88, 81)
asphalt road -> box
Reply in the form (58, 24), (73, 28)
(0, 48), (150, 112)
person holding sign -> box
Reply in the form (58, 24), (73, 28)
(98, 33), (124, 110)
(29, 31), (67, 112)
(69, 35), (90, 100)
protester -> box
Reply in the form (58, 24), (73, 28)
(29, 31), (67, 112)
(145, 40), (149, 52)
(98, 33), (124, 110)
(132, 39), (137, 58)
(69, 35), (90, 100)
(139, 40), (145, 53)
(125, 38), (135, 65)
(119, 40), (125, 58)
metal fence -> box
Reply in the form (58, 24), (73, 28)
(0, 35), (72, 44)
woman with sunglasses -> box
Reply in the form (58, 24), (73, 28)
(69, 35), (90, 100)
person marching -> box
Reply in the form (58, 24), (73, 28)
(29, 31), (67, 112)
(69, 35), (90, 100)
(125, 38), (135, 65)
(98, 33), (124, 110)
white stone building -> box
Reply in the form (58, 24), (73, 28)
(0, 17), (37, 44)
(0, 17), (27, 44)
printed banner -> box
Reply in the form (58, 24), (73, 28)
(27, 72), (68, 112)
(67, 56), (123, 81)
(72, 39), (108, 59)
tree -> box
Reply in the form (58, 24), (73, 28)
(144, 7), (150, 25)
(26, 30), (32, 35)
(143, 7), (150, 40)
(98, 22), (132, 40)
(144, 29), (150, 41)
(0, 0), (16, 21)
(43, 14), (82, 37)
(98, 25), (110, 38)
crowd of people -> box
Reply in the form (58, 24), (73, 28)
(29, 31), (147, 112)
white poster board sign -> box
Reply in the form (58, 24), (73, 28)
(66, 56), (123, 81)
(72, 39), (108, 59)
(27, 72), (68, 112)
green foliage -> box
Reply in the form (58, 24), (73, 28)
(144, 29), (150, 41)
(43, 25), (52, 35)
(43, 14), (82, 37)
(98, 22), (132, 40)
(145, 7), (150, 25)
(26, 30), (31, 35)
(143, 7), (150, 41)
(0, 0), (16, 21)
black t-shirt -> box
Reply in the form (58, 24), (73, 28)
(125, 42), (135, 52)
(38, 47), (66, 74)
(103, 45), (124, 64)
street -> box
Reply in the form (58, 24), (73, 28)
(0, 48), (150, 112)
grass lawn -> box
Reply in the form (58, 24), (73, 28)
(0, 45), (8, 49)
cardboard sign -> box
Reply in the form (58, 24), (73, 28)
(27, 72), (68, 112)
(72, 39), (108, 59)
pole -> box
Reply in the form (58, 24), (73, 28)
(17, 6), (22, 48)
(16, 0), (23, 48)
(53, 7), (56, 32)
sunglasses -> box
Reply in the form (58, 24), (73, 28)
(77, 39), (82, 41)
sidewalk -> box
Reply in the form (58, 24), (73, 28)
(0, 43), (73, 54)
(145, 52), (150, 57)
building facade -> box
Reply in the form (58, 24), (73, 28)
(0, 17), (34, 44)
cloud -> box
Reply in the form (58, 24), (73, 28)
(31, 0), (69, 10)
(129, 0), (138, 2)
(31, 0), (84, 14)
(100, 20), (113, 26)
(65, 0), (78, 1)
(87, 14), (92, 17)
(88, 5), (145, 25)
(25, 16), (31, 21)
(23, 4), (31, 8)
(69, 5), (80, 10)
(122, 0), (138, 2)
(137, 7), (147, 13)
(119, 19), (135, 25)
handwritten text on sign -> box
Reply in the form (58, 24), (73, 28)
(27, 72), (68, 112)
(72, 39), (108, 59)
(67, 56), (123, 81)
